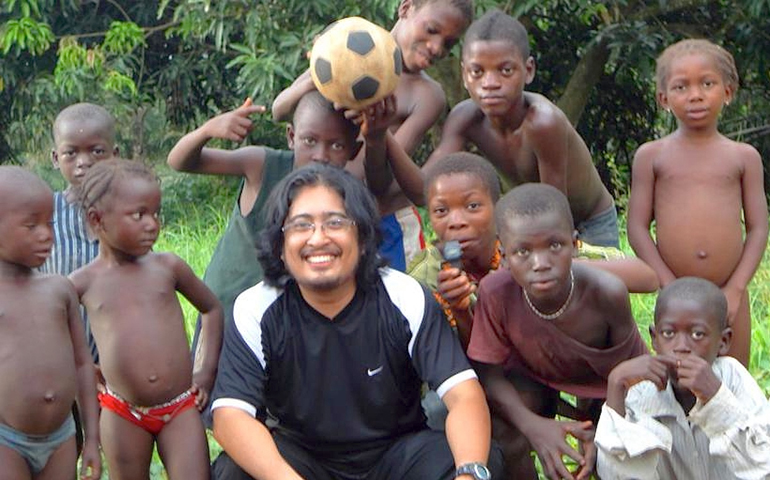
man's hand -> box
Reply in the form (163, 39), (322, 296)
(523, 417), (595, 480)
(203, 97), (265, 142)
(437, 267), (474, 310)
(362, 95), (397, 138)
(675, 354), (722, 404)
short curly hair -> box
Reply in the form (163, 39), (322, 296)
(257, 163), (386, 289)
(463, 8), (529, 59)
(423, 152), (501, 203)
(495, 183), (573, 238)
(655, 39), (739, 96)
(53, 103), (116, 144)
(655, 277), (728, 330)
(0, 166), (51, 206)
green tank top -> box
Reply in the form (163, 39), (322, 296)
(203, 148), (294, 324)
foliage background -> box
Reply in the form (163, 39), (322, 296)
(2, 0), (769, 204)
(3, 1), (770, 478)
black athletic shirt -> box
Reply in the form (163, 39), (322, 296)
(211, 268), (475, 454)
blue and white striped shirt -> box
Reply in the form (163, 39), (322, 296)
(40, 191), (100, 362)
(40, 191), (100, 277)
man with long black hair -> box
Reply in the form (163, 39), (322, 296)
(209, 163), (502, 480)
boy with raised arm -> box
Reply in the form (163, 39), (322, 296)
(597, 277), (770, 479)
(70, 160), (223, 478)
(168, 91), (362, 334)
(272, 0), (475, 269)
(467, 183), (648, 480)
(422, 9), (618, 247)
(0, 167), (100, 479)
(627, 39), (768, 367)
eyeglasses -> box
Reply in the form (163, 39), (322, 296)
(281, 216), (356, 237)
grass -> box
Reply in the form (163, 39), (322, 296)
(145, 198), (770, 479)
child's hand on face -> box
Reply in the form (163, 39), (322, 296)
(203, 97), (266, 142)
(191, 383), (210, 411)
(80, 440), (102, 480)
(437, 267), (475, 310)
(609, 354), (678, 392)
(674, 354), (722, 404)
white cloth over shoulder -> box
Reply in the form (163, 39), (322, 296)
(595, 356), (770, 480)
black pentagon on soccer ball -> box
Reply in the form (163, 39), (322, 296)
(352, 75), (379, 101)
(347, 30), (375, 56)
(315, 58), (333, 84)
(393, 47), (402, 76)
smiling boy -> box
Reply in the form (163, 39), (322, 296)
(596, 277), (770, 479)
(422, 9), (618, 247)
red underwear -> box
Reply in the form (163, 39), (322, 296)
(98, 387), (197, 436)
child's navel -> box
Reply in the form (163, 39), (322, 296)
(697, 250), (708, 259)
(148, 374), (158, 383)
(44, 391), (56, 402)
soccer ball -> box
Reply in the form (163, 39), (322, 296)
(310, 17), (402, 110)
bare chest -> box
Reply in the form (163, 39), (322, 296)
(469, 124), (537, 184)
(0, 284), (68, 335)
(82, 267), (176, 316)
(392, 77), (422, 127)
(652, 152), (744, 218)
(654, 152), (742, 189)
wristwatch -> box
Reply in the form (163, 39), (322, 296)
(455, 462), (491, 480)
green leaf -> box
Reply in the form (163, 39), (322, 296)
(103, 70), (138, 97)
(229, 43), (254, 55)
(103, 21), (146, 55)
(0, 17), (53, 56)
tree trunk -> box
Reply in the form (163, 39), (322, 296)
(556, 35), (610, 126)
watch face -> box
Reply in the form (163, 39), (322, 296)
(457, 463), (491, 480)
(473, 464), (491, 480)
